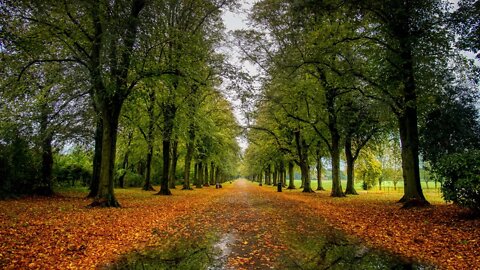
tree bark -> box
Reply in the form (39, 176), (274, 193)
(294, 131), (314, 193)
(272, 165), (278, 186)
(196, 162), (204, 188)
(90, 105), (122, 207)
(395, 6), (428, 206)
(398, 113), (428, 205)
(38, 132), (54, 196)
(118, 131), (132, 189)
(316, 149), (325, 191)
(143, 88), (156, 191)
(193, 162), (199, 187)
(157, 102), (176, 196)
(88, 115), (102, 198)
(156, 139), (172, 195)
(215, 166), (221, 184)
(326, 90), (344, 197)
(203, 162), (209, 187)
(142, 142), (155, 191)
(182, 123), (195, 190)
(344, 136), (358, 195)
(258, 170), (263, 186)
(279, 160), (286, 187)
(210, 162), (215, 185)
(169, 139), (178, 189)
(330, 129), (344, 197)
(287, 161), (295, 189)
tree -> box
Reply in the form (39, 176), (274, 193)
(348, 0), (456, 206)
(453, 0), (480, 58)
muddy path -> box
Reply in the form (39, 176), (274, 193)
(207, 179), (430, 270)
(110, 179), (432, 270)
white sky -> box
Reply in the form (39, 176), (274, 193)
(221, 1), (257, 152)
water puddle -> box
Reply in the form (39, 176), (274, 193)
(207, 232), (236, 270)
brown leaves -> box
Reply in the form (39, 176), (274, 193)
(1, 181), (479, 269)
(0, 188), (227, 269)
(269, 187), (480, 270)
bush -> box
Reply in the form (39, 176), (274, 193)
(437, 150), (480, 212)
(124, 171), (145, 187)
(0, 131), (40, 198)
(53, 148), (92, 187)
(53, 163), (92, 187)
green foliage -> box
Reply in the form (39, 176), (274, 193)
(122, 171), (145, 188)
(453, 0), (480, 57)
(0, 127), (40, 198)
(420, 85), (480, 166)
(436, 151), (480, 211)
(53, 148), (92, 187)
(356, 150), (382, 190)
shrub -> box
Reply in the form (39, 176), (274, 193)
(437, 150), (480, 212)
(124, 171), (145, 187)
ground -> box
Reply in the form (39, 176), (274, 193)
(0, 179), (478, 269)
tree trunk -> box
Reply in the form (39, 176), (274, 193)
(272, 165), (278, 186)
(215, 166), (221, 184)
(196, 162), (203, 188)
(119, 131), (133, 189)
(398, 113), (428, 206)
(203, 162), (209, 187)
(193, 162), (199, 187)
(169, 139), (178, 189)
(328, 98), (344, 197)
(316, 150), (325, 191)
(142, 143), (155, 191)
(183, 142), (194, 190)
(90, 106), (121, 207)
(330, 131), (344, 197)
(279, 160), (286, 187)
(258, 170), (263, 186)
(210, 162), (215, 185)
(38, 132), (54, 196)
(156, 139), (172, 195)
(183, 122), (195, 190)
(294, 130), (313, 193)
(287, 161), (295, 189)
(265, 167), (270, 185)
(344, 136), (358, 195)
(143, 88), (156, 191)
(88, 115), (102, 198)
(396, 16), (428, 206)
(157, 102), (176, 196)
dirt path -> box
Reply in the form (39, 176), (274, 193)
(207, 179), (422, 270)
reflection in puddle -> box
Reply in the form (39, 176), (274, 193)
(208, 233), (236, 270)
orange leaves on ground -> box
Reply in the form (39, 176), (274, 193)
(0, 187), (227, 269)
(1, 181), (479, 270)
(267, 187), (480, 270)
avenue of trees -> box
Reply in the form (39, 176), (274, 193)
(0, 0), (479, 212)
(0, 0), (241, 206)
(239, 0), (480, 210)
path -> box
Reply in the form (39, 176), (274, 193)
(204, 179), (422, 269)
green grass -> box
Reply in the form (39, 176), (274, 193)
(273, 179), (445, 204)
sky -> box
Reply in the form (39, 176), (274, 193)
(221, 1), (257, 152)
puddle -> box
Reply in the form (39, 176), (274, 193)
(207, 232), (236, 270)
(282, 229), (437, 270)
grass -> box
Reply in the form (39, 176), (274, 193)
(267, 179), (446, 204)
